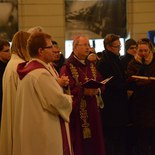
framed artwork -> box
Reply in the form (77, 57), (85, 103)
(65, 0), (127, 40)
(0, 0), (18, 41)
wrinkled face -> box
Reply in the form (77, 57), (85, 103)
(74, 37), (90, 60)
(137, 43), (151, 59)
(107, 39), (121, 55)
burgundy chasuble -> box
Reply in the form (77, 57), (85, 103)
(60, 53), (106, 155)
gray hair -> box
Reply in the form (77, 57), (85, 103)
(27, 26), (45, 34)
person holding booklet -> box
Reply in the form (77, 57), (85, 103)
(82, 76), (113, 89)
(97, 33), (129, 155)
(60, 35), (106, 155)
(127, 38), (155, 155)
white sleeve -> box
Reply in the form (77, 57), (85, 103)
(34, 71), (72, 122)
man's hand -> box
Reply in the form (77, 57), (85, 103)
(57, 75), (69, 87)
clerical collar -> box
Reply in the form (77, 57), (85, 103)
(73, 53), (85, 64)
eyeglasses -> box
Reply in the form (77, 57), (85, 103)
(111, 45), (121, 49)
(77, 44), (90, 47)
(43, 45), (53, 49)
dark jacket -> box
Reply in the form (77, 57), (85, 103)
(120, 53), (134, 76)
(127, 54), (155, 127)
(97, 50), (128, 127)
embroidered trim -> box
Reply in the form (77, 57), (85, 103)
(69, 63), (79, 85)
(80, 98), (91, 139)
(69, 62), (97, 84)
(69, 63), (98, 139)
(90, 63), (97, 80)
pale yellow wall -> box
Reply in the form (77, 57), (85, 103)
(128, 0), (155, 40)
(18, 0), (65, 52)
(18, 0), (155, 52)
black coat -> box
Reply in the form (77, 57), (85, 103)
(127, 55), (155, 128)
(97, 50), (128, 127)
(120, 53), (134, 76)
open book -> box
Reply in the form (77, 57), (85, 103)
(82, 76), (113, 89)
(101, 76), (113, 84)
(131, 75), (155, 80)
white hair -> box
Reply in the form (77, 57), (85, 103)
(27, 26), (45, 34)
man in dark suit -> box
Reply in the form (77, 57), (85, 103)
(97, 33), (128, 155)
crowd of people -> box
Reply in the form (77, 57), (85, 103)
(0, 27), (155, 155)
